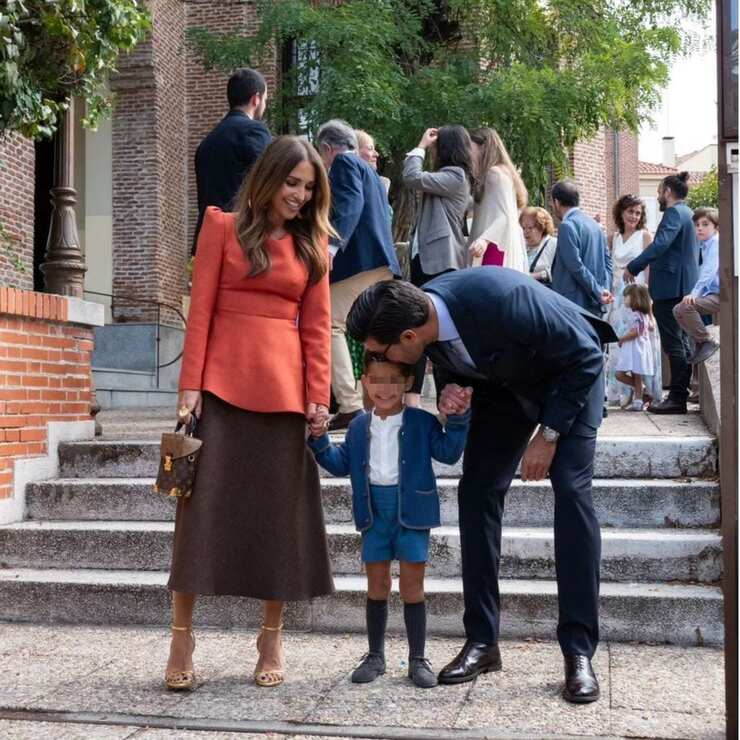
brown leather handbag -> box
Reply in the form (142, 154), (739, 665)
(153, 414), (202, 498)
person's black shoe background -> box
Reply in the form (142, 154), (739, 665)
(437, 640), (502, 684)
(647, 397), (688, 415)
(563, 655), (600, 703)
(328, 409), (363, 431)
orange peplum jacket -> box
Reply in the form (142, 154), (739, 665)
(179, 207), (331, 413)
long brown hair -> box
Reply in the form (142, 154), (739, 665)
(233, 136), (334, 284)
(469, 127), (528, 209)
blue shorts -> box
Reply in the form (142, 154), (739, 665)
(361, 484), (430, 563)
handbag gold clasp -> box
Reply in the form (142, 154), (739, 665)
(164, 454), (173, 472)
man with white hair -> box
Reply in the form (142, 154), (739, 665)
(316, 119), (401, 430)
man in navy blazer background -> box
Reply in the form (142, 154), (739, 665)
(316, 119), (401, 431)
(347, 269), (618, 704)
(192, 69), (272, 252)
(625, 172), (698, 414)
(550, 180), (613, 316)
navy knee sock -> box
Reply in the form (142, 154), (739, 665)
(366, 598), (388, 657)
(404, 600), (426, 659)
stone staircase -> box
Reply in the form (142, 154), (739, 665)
(0, 412), (724, 646)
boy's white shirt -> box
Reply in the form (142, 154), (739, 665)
(368, 409), (403, 485)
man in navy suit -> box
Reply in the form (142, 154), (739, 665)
(624, 172), (698, 414)
(550, 180), (613, 315)
(316, 119), (401, 430)
(347, 269), (617, 704)
(192, 69), (272, 252)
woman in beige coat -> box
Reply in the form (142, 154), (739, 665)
(467, 128), (529, 272)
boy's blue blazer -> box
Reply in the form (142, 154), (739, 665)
(308, 407), (470, 532)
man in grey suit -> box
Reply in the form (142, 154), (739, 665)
(551, 180), (613, 316)
(624, 172), (698, 414)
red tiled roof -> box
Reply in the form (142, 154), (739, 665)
(639, 161), (678, 175)
(639, 161), (706, 185)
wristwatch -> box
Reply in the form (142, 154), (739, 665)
(540, 425), (560, 443)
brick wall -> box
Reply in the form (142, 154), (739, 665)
(153, 0), (189, 324)
(570, 130), (608, 225)
(0, 287), (93, 501)
(605, 129), (640, 232)
(110, 29), (158, 321)
(110, 0), (279, 320)
(0, 134), (35, 289)
(184, 0), (277, 244)
(111, 0), (188, 324)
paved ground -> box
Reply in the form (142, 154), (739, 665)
(0, 624), (724, 739)
(96, 406), (710, 441)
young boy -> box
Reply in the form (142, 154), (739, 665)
(672, 207), (720, 365)
(308, 353), (471, 688)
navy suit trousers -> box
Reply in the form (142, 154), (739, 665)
(653, 298), (692, 401)
(458, 380), (602, 657)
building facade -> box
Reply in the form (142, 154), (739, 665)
(1, 0), (638, 337)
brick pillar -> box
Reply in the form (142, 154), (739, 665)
(570, 129), (608, 226)
(605, 129), (640, 232)
(184, 0), (278, 245)
(110, 0), (188, 325)
(0, 134), (35, 289)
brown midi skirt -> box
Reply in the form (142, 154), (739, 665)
(167, 392), (335, 600)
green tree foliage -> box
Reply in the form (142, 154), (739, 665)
(687, 166), (719, 210)
(189, 0), (709, 211)
(0, 0), (150, 139)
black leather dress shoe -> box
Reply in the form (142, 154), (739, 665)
(437, 640), (502, 684)
(563, 655), (600, 703)
(327, 410), (363, 432)
(647, 397), (687, 415)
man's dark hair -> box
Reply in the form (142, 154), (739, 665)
(551, 180), (580, 208)
(661, 171), (690, 200)
(227, 69), (266, 109)
(347, 280), (429, 344)
(362, 351), (415, 377)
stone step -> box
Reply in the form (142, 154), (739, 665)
(93, 367), (159, 392)
(25, 477), (721, 529)
(95, 388), (178, 410)
(57, 435), (717, 480)
(0, 568), (722, 646)
(0, 521), (722, 583)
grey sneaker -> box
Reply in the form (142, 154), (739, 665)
(408, 657), (438, 688)
(351, 653), (386, 683)
(689, 340), (719, 365)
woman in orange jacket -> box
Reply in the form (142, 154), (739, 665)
(165, 136), (335, 690)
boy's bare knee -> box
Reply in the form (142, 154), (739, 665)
(400, 586), (424, 603)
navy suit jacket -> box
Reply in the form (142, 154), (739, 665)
(423, 268), (617, 436)
(329, 153), (401, 284)
(551, 209), (612, 315)
(626, 202), (698, 300)
(193, 110), (272, 251)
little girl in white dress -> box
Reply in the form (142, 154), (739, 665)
(615, 284), (656, 411)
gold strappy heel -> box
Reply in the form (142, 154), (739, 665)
(165, 624), (197, 691)
(254, 622), (284, 687)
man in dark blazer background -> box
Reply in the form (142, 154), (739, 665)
(316, 119), (401, 431)
(347, 269), (617, 704)
(550, 180), (613, 316)
(625, 172), (698, 414)
(192, 69), (272, 252)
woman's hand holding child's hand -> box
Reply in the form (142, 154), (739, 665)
(306, 403), (330, 438)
